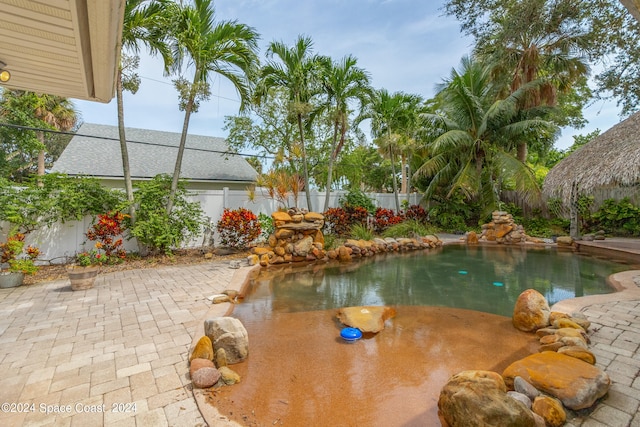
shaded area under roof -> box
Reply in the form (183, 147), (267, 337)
(51, 123), (257, 183)
(543, 111), (640, 202)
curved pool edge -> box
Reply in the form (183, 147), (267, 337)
(189, 263), (261, 427)
(551, 269), (640, 313)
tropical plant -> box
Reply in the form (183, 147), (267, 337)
(117, 0), (174, 226)
(257, 35), (327, 211)
(85, 211), (128, 263)
(216, 208), (261, 249)
(590, 198), (640, 236)
(416, 57), (557, 217)
(318, 55), (372, 211)
(127, 174), (204, 255)
(338, 189), (376, 214)
(373, 207), (404, 234)
(257, 213), (274, 241)
(381, 219), (436, 239)
(0, 232), (39, 274)
(349, 223), (374, 241)
(167, 0), (259, 214)
(75, 250), (105, 267)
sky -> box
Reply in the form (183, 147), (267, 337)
(73, 0), (623, 151)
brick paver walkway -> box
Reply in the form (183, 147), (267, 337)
(1, 259), (639, 427)
(0, 262), (245, 427)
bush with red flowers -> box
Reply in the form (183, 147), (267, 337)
(324, 206), (370, 236)
(373, 207), (404, 234)
(216, 208), (261, 249)
(403, 204), (428, 223)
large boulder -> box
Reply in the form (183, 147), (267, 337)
(503, 352), (610, 410)
(204, 317), (249, 364)
(512, 289), (550, 332)
(336, 306), (396, 333)
(438, 370), (537, 427)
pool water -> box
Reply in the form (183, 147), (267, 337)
(237, 245), (631, 317)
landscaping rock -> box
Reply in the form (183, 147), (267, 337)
(507, 391), (532, 409)
(218, 366), (241, 385)
(532, 396), (566, 427)
(438, 370), (537, 427)
(189, 358), (215, 378)
(336, 306), (397, 333)
(556, 236), (574, 246)
(557, 346), (596, 365)
(514, 376), (540, 401)
(512, 289), (550, 332)
(205, 317), (249, 364)
(215, 348), (228, 368)
(189, 336), (214, 362)
(191, 367), (220, 389)
(502, 351), (610, 410)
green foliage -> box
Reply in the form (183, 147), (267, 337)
(322, 233), (343, 251)
(0, 232), (39, 274)
(520, 217), (569, 238)
(427, 193), (479, 232)
(339, 189), (376, 214)
(216, 208), (261, 250)
(382, 219), (437, 238)
(349, 223), (373, 241)
(127, 175), (204, 255)
(590, 198), (640, 236)
(0, 174), (123, 234)
(257, 213), (274, 240)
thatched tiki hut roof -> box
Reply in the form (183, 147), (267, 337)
(543, 111), (640, 203)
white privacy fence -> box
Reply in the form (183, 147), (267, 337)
(4, 188), (422, 264)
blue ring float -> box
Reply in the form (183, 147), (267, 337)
(340, 327), (363, 342)
(493, 281), (504, 287)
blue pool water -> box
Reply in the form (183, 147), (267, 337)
(236, 245), (631, 317)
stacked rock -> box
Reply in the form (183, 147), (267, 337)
(189, 317), (248, 389)
(438, 289), (611, 426)
(250, 208), (326, 266)
(327, 236), (441, 261)
(478, 210), (544, 244)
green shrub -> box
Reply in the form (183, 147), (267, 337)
(127, 175), (204, 255)
(349, 223), (374, 241)
(322, 233), (343, 251)
(590, 198), (640, 236)
(382, 219), (437, 238)
(339, 189), (376, 214)
(257, 212), (274, 240)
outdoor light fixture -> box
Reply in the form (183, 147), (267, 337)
(0, 61), (11, 83)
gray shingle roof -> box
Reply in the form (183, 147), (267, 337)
(51, 123), (257, 183)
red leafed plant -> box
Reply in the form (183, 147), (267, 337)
(216, 208), (261, 249)
(85, 211), (128, 263)
(373, 207), (404, 234)
(324, 206), (370, 236)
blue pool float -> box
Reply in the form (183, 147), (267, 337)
(458, 270), (468, 275)
(340, 327), (363, 342)
(493, 281), (504, 287)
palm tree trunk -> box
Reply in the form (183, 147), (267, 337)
(297, 113), (313, 212)
(517, 142), (527, 162)
(323, 120), (340, 212)
(401, 154), (407, 194)
(37, 131), (45, 187)
(167, 90), (195, 215)
(388, 130), (400, 212)
(116, 69), (136, 226)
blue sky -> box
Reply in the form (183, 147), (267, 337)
(73, 0), (622, 150)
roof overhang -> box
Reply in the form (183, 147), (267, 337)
(621, 0), (640, 23)
(0, 0), (125, 103)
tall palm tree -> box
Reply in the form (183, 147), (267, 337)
(319, 55), (371, 212)
(416, 57), (556, 216)
(118, 0), (174, 224)
(358, 89), (422, 211)
(474, 0), (590, 161)
(257, 35), (326, 211)
(167, 0), (259, 214)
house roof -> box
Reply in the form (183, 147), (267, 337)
(0, 0), (124, 103)
(51, 123), (258, 183)
(543, 111), (640, 202)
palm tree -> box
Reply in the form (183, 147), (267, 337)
(118, 0), (174, 224)
(257, 36), (326, 211)
(166, 0), (259, 214)
(415, 57), (557, 217)
(318, 55), (371, 212)
(358, 89), (422, 211)
(474, 0), (590, 161)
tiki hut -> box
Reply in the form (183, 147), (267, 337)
(543, 111), (640, 236)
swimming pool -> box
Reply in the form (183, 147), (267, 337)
(236, 245), (630, 317)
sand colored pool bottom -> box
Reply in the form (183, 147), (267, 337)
(204, 306), (539, 426)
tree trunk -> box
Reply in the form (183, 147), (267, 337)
(297, 113), (313, 212)
(569, 180), (579, 239)
(37, 131), (45, 187)
(387, 130), (400, 212)
(400, 154), (407, 194)
(323, 120), (340, 213)
(167, 88), (195, 215)
(517, 142), (527, 162)
(116, 69), (136, 226)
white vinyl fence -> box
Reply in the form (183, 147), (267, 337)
(4, 188), (422, 264)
